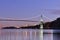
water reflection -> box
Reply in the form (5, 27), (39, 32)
(0, 29), (60, 40)
(53, 30), (60, 40)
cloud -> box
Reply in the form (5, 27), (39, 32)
(42, 9), (60, 14)
(53, 10), (60, 14)
(41, 9), (60, 15)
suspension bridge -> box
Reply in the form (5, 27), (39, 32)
(0, 14), (53, 22)
(0, 14), (53, 40)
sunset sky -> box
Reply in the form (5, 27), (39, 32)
(0, 0), (60, 27)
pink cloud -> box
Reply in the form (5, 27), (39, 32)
(50, 9), (60, 14)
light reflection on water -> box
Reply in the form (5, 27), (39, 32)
(0, 29), (60, 40)
(53, 30), (60, 40)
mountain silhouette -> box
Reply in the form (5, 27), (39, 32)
(50, 17), (60, 29)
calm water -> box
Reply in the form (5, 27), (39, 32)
(0, 29), (60, 40)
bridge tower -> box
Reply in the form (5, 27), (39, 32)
(40, 15), (44, 29)
(40, 15), (43, 40)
